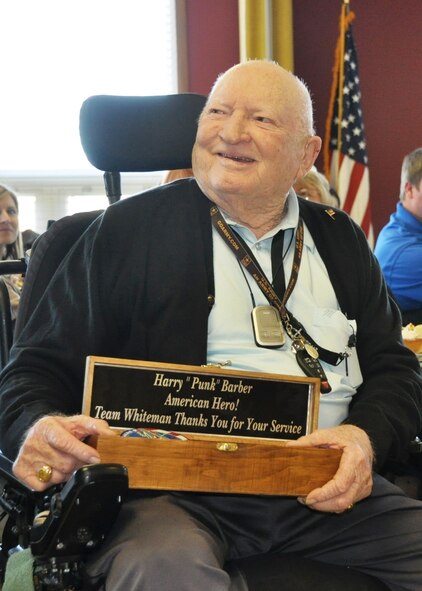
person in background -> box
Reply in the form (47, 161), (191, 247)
(374, 147), (422, 325)
(0, 61), (421, 591)
(162, 167), (194, 184)
(294, 168), (339, 207)
(0, 184), (24, 320)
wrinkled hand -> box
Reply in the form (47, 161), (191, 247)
(285, 424), (374, 513)
(13, 414), (116, 491)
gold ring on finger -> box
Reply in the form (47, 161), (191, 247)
(36, 464), (53, 483)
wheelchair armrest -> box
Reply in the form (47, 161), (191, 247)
(0, 453), (128, 557)
(0, 455), (128, 590)
(30, 463), (128, 559)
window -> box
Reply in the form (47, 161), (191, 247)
(66, 195), (109, 216)
(17, 195), (36, 233)
(2, 0), (178, 172)
(1, 0), (179, 230)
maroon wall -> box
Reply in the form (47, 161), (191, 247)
(185, 0), (422, 238)
(185, 0), (239, 94)
(293, 0), (422, 237)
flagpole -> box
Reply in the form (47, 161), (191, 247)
(335, 0), (350, 191)
(324, 3), (373, 243)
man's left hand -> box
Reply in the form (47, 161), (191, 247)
(285, 424), (374, 513)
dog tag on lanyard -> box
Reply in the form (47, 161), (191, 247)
(295, 348), (332, 394)
(251, 305), (285, 348)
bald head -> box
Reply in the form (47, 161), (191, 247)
(207, 60), (315, 139)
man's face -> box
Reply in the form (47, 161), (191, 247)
(404, 178), (422, 221)
(192, 64), (313, 209)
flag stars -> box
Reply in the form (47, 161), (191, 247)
(328, 27), (368, 168)
(327, 25), (371, 241)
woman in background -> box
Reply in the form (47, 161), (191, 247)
(294, 168), (340, 207)
(0, 184), (24, 320)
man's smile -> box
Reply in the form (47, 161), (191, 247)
(217, 152), (256, 163)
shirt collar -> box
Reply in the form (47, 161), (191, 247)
(396, 201), (422, 232)
(222, 189), (300, 241)
(216, 190), (316, 254)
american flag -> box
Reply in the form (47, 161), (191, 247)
(324, 11), (374, 246)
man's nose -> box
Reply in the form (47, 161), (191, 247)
(219, 114), (250, 143)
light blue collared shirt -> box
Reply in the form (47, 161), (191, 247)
(207, 190), (362, 429)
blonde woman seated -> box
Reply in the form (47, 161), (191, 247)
(294, 169), (339, 207)
(0, 184), (24, 320)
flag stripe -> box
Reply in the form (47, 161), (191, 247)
(324, 10), (374, 247)
(342, 158), (365, 213)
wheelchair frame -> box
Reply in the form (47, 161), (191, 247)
(0, 455), (128, 590)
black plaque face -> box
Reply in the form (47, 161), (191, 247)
(83, 357), (320, 441)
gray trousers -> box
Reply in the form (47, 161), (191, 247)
(87, 474), (422, 591)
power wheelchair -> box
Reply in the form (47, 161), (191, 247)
(0, 92), (414, 590)
(0, 457), (128, 590)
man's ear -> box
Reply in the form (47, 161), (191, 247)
(296, 136), (322, 180)
(404, 181), (414, 201)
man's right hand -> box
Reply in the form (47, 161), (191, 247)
(13, 414), (116, 491)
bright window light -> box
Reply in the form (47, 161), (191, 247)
(67, 195), (109, 216)
(17, 195), (36, 233)
(1, 0), (177, 173)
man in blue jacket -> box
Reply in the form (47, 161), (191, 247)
(1, 61), (422, 591)
(375, 147), (422, 324)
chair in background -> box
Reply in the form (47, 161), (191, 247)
(0, 93), (391, 590)
(0, 259), (27, 370)
(0, 279), (13, 370)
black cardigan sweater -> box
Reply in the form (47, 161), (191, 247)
(0, 178), (421, 469)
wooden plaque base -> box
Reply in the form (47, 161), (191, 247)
(91, 435), (341, 497)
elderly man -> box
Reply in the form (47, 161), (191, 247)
(0, 61), (421, 591)
(375, 147), (422, 325)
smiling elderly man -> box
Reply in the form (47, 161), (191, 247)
(0, 60), (421, 591)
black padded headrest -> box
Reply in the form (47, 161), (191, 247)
(79, 93), (207, 173)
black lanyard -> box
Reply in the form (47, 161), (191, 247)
(210, 205), (354, 368)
